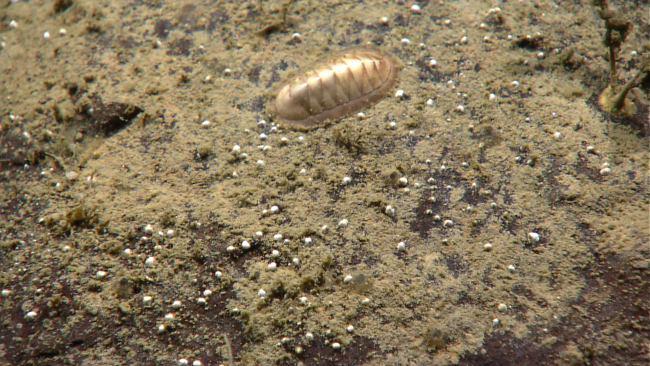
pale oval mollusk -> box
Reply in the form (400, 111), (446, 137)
(270, 46), (399, 129)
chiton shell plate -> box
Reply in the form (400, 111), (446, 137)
(268, 46), (400, 129)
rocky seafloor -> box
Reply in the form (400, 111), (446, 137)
(1, 0), (648, 365)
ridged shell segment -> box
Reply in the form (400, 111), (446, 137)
(270, 46), (399, 129)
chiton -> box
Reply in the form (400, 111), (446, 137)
(268, 45), (400, 129)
